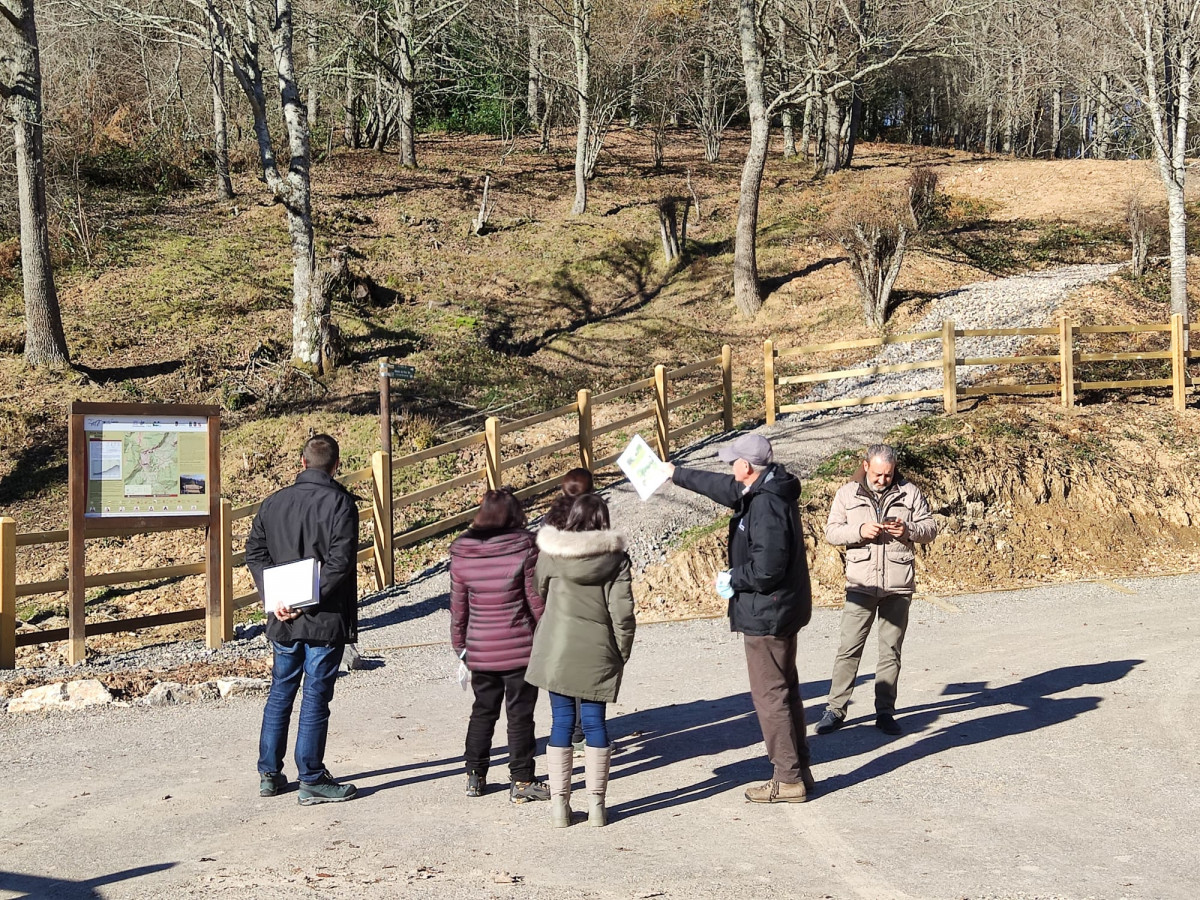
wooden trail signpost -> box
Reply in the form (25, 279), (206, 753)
(68, 402), (221, 664)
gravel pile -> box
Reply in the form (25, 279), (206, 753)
(798, 263), (1122, 411)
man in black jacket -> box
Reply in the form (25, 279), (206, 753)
(246, 434), (359, 805)
(668, 433), (816, 803)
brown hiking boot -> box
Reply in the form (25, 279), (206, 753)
(744, 779), (808, 803)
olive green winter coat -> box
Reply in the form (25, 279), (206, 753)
(525, 526), (636, 703)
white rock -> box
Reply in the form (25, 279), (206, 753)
(178, 681), (220, 702)
(145, 681), (185, 707)
(217, 677), (270, 698)
(8, 682), (69, 713)
(66, 679), (113, 708)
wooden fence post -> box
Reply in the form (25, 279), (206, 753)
(0, 517), (15, 669)
(371, 451), (394, 589)
(721, 344), (734, 430)
(1060, 317), (1075, 408)
(1171, 313), (1187, 412)
(942, 319), (957, 414)
(764, 340), (776, 425)
(654, 364), (669, 460)
(485, 417), (502, 489)
(577, 389), (593, 471)
(217, 499), (234, 644)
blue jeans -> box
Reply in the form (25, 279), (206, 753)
(548, 691), (608, 748)
(258, 640), (344, 783)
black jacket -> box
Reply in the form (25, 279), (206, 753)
(672, 462), (812, 637)
(245, 468), (360, 645)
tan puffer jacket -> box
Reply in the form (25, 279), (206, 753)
(825, 475), (937, 597)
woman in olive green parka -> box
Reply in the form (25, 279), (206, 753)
(526, 494), (635, 828)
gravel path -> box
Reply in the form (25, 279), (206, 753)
(3, 574), (1197, 899)
(0, 262), (1121, 683)
(800, 263), (1122, 410)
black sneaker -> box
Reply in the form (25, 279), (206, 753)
(875, 713), (902, 735)
(509, 780), (550, 803)
(259, 772), (287, 797)
(297, 772), (357, 805)
(466, 771), (486, 797)
(815, 710), (845, 734)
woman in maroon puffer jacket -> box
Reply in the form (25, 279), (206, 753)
(450, 488), (549, 803)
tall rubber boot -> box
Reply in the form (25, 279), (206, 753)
(584, 745), (612, 827)
(546, 745), (573, 828)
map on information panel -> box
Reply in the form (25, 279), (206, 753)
(84, 415), (210, 518)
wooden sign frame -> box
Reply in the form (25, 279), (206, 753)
(68, 401), (221, 664)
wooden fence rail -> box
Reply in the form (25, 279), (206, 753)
(767, 315), (1192, 423)
(1, 347), (733, 667)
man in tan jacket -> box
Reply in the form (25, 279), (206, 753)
(816, 443), (937, 736)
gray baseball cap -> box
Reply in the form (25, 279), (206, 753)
(717, 433), (773, 466)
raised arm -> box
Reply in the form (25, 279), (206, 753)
(671, 465), (743, 509)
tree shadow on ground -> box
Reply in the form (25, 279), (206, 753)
(0, 441), (65, 505)
(762, 256), (847, 297)
(75, 360), (183, 383)
(338, 321), (423, 368)
(484, 238), (662, 357)
(811, 659), (1142, 797)
(0, 862), (177, 899)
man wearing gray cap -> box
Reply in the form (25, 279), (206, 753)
(667, 433), (815, 803)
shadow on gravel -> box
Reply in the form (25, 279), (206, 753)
(341, 754), (464, 799)
(0, 862), (177, 898)
(358, 562), (451, 633)
(811, 660), (1142, 796)
(606, 689), (827, 818)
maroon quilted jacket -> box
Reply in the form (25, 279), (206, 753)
(449, 527), (545, 672)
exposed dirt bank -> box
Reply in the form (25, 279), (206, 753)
(635, 401), (1200, 614)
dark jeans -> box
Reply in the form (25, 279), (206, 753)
(744, 633), (810, 783)
(465, 669), (539, 782)
(548, 691), (608, 748)
(258, 640), (344, 784)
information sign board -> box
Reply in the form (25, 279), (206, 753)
(83, 414), (211, 518)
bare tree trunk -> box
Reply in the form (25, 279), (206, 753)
(733, 0), (767, 317)
(208, 0), (328, 371)
(1003, 57), (1015, 154)
(844, 88), (862, 167)
(1096, 73), (1110, 159)
(777, 2), (794, 158)
(629, 62), (640, 127)
(267, 1), (328, 370)
(371, 12), (387, 151)
(821, 92), (843, 174)
(344, 50), (359, 148)
(539, 81), (555, 151)
(570, 0), (591, 215)
(397, 0), (417, 167)
(3, 0), (69, 367)
(307, 19), (319, 133)
(983, 99), (994, 152)
(1051, 86), (1062, 158)
(799, 79), (813, 160)
(527, 12), (541, 123)
(209, 33), (234, 200)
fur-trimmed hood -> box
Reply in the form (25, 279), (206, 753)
(536, 525), (627, 558)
